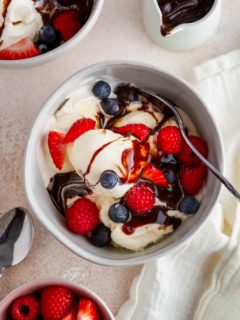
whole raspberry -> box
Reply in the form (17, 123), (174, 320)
(10, 295), (40, 320)
(41, 286), (73, 320)
(180, 164), (207, 195)
(178, 135), (208, 165)
(66, 198), (100, 234)
(157, 126), (183, 154)
(124, 183), (155, 214)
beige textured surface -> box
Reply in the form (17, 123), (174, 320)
(0, 0), (239, 316)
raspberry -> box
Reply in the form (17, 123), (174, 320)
(157, 126), (183, 154)
(41, 286), (73, 320)
(66, 198), (100, 234)
(124, 183), (155, 214)
(10, 295), (40, 320)
(178, 135), (208, 165)
(180, 164), (207, 196)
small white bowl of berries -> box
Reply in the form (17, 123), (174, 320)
(0, 279), (115, 320)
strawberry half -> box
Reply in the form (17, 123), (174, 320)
(141, 163), (168, 188)
(48, 131), (66, 170)
(77, 298), (100, 320)
(0, 37), (40, 60)
(53, 10), (82, 41)
(113, 123), (150, 142)
(64, 118), (96, 144)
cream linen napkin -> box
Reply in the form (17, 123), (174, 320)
(116, 50), (240, 320)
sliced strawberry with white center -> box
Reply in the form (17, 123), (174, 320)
(63, 118), (96, 144)
(0, 37), (40, 60)
(141, 163), (169, 188)
(48, 131), (66, 170)
(113, 123), (150, 142)
(77, 298), (100, 320)
(62, 305), (77, 320)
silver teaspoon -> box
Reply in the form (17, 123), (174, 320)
(0, 207), (34, 277)
(139, 89), (240, 200)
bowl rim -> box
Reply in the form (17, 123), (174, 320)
(0, 278), (115, 319)
(24, 60), (224, 267)
(0, 0), (105, 69)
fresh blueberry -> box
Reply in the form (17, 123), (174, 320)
(39, 24), (57, 44)
(91, 224), (111, 247)
(100, 170), (119, 189)
(92, 81), (111, 99)
(178, 196), (199, 214)
(100, 98), (120, 116)
(108, 203), (130, 223)
(38, 43), (48, 54)
(163, 168), (177, 184)
(160, 154), (178, 165)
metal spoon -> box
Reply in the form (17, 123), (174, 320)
(139, 89), (240, 200)
(0, 207), (34, 277)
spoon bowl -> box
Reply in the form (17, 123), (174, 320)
(0, 207), (34, 276)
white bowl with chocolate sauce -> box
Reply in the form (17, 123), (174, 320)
(0, 0), (104, 69)
(24, 61), (223, 266)
(142, 0), (222, 51)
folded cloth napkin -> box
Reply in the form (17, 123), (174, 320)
(116, 50), (240, 320)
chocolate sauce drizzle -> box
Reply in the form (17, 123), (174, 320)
(157, 0), (215, 36)
(35, 0), (93, 24)
(47, 82), (188, 238)
(47, 171), (91, 215)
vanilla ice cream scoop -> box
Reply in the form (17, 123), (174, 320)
(68, 129), (141, 198)
(0, 0), (43, 50)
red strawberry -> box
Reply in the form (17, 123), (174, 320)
(62, 305), (77, 320)
(48, 131), (66, 170)
(157, 126), (183, 154)
(66, 198), (100, 234)
(41, 286), (73, 320)
(178, 135), (208, 165)
(64, 118), (96, 144)
(113, 124), (150, 142)
(77, 298), (100, 320)
(124, 182), (155, 214)
(10, 295), (40, 320)
(180, 164), (207, 195)
(53, 10), (81, 41)
(0, 37), (39, 60)
(141, 163), (168, 188)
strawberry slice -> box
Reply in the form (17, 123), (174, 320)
(48, 131), (66, 170)
(0, 37), (40, 60)
(113, 124), (150, 142)
(62, 305), (77, 320)
(53, 9), (82, 41)
(77, 298), (100, 320)
(64, 118), (96, 144)
(141, 163), (168, 188)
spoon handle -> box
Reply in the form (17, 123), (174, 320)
(141, 89), (240, 200)
(181, 130), (240, 200)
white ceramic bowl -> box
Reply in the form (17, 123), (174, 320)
(142, 0), (221, 51)
(0, 279), (115, 320)
(24, 61), (224, 266)
(0, 0), (104, 69)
